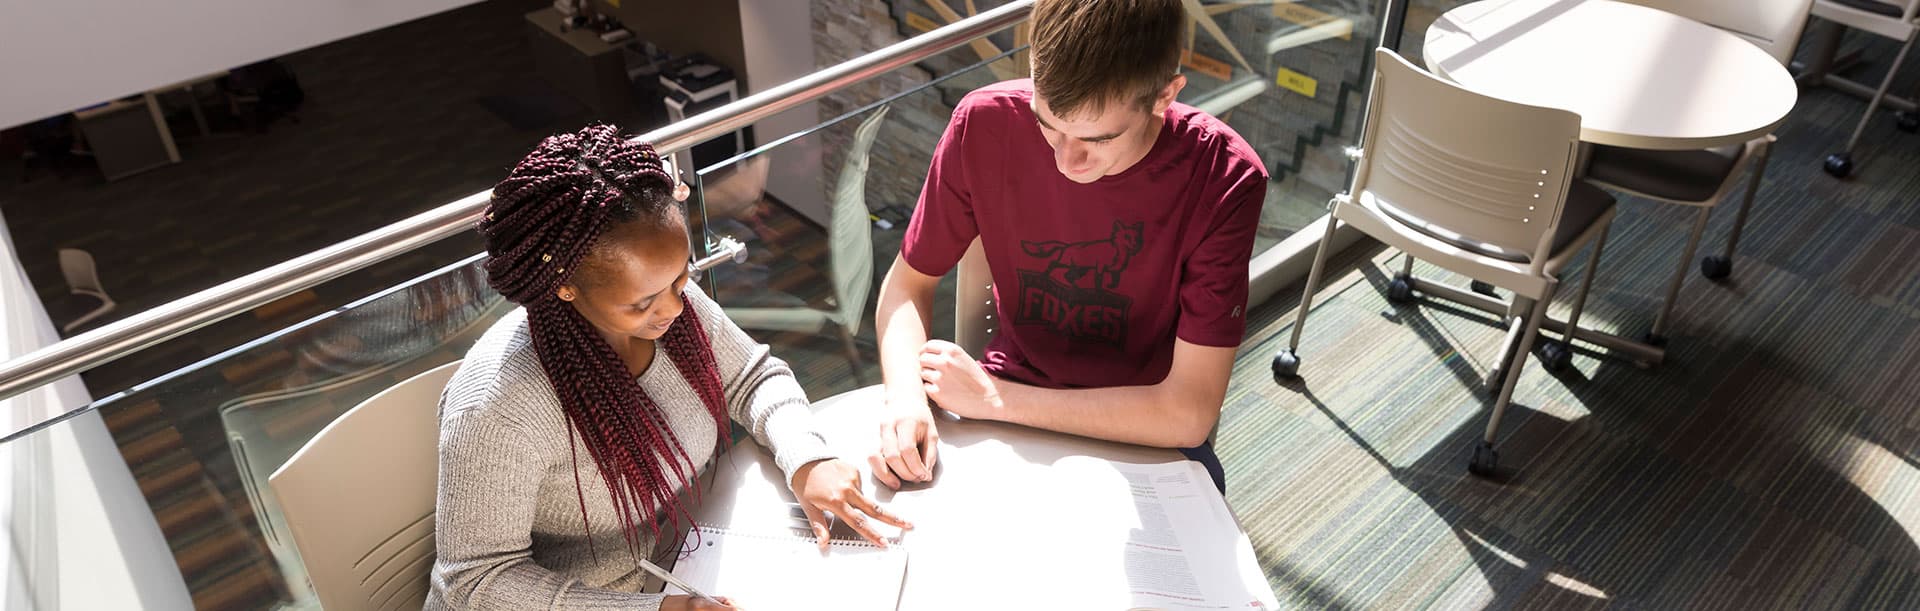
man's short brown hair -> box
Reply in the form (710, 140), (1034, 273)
(1030, 0), (1185, 119)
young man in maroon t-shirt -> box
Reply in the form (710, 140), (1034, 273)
(869, 0), (1267, 493)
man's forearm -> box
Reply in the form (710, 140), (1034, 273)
(876, 265), (936, 410)
(991, 381), (1216, 448)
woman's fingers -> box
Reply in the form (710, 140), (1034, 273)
(847, 489), (913, 530)
(834, 501), (888, 548)
(796, 500), (833, 552)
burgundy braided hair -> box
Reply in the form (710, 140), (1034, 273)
(477, 124), (729, 557)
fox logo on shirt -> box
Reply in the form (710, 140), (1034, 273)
(1014, 221), (1143, 347)
(1020, 220), (1144, 289)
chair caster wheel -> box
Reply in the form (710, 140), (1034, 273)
(1700, 256), (1732, 281)
(1387, 274), (1416, 304)
(1643, 332), (1668, 347)
(1468, 443), (1501, 477)
(1823, 153), (1853, 178)
(1272, 350), (1301, 380)
(1535, 340), (1573, 372)
(1898, 110), (1920, 133)
(1470, 280), (1498, 297)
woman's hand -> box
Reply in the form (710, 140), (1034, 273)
(662, 594), (739, 610)
(791, 459), (913, 550)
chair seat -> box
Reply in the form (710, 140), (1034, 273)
(1374, 180), (1616, 264)
(1585, 143), (1744, 202)
(1826, 0), (1904, 18)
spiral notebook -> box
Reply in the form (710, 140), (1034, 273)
(667, 524), (908, 610)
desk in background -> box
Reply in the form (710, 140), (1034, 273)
(73, 72), (226, 181)
(525, 8), (638, 118)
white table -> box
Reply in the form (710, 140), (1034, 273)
(686, 385), (1277, 610)
(1419, 0), (1798, 365)
(1423, 0), (1797, 151)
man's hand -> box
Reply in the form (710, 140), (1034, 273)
(790, 459), (913, 550)
(917, 340), (1004, 420)
(870, 397), (939, 490)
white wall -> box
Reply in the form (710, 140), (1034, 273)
(0, 0), (484, 130)
(2, 211), (193, 611)
(739, 0), (830, 225)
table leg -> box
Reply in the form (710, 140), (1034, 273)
(186, 84), (211, 137)
(144, 91), (181, 164)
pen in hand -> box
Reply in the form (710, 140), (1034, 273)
(636, 557), (728, 608)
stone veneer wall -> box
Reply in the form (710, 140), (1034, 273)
(809, 0), (956, 226)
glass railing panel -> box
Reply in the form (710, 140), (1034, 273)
(6, 256), (510, 611)
(879, 0), (1392, 256)
(686, 48), (1009, 401)
(1176, 0), (1384, 253)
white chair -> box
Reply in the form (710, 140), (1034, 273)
(1274, 49), (1617, 478)
(727, 106), (890, 382)
(952, 238), (995, 356)
(58, 248), (115, 333)
(1578, 0), (1813, 347)
(268, 360), (462, 611)
(1799, 0), (1920, 177)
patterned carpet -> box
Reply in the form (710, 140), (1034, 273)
(1215, 35), (1920, 611)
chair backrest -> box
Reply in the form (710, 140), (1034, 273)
(1811, 0), (1920, 42)
(828, 106), (889, 328)
(57, 248), (105, 295)
(952, 238), (995, 355)
(1626, 0), (1816, 64)
(1352, 48), (1582, 268)
(268, 360), (462, 611)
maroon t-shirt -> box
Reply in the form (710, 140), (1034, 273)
(902, 79), (1268, 390)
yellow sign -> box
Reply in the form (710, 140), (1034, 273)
(607, 0), (620, 7)
(1181, 50), (1233, 81)
(1276, 67), (1318, 97)
(1273, 3), (1352, 41)
(905, 12), (941, 33)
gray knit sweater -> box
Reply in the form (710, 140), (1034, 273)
(426, 285), (835, 610)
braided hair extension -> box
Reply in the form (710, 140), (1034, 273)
(477, 124), (731, 559)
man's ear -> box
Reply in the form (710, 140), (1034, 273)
(1153, 74), (1187, 115)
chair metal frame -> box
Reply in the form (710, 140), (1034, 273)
(1275, 49), (1618, 477)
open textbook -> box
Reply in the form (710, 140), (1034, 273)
(1037, 458), (1279, 610)
(887, 457), (1279, 610)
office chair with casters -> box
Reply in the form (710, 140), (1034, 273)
(725, 106), (890, 382)
(1800, 0), (1920, 177)
(58, 248), (115, 333)
(268, 360), (462, 611)
(1273, 49), (1617, 477)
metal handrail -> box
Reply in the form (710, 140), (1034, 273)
(0, 1), (1032, 405)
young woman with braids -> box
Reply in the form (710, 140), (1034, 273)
(428, 125), (908, 611)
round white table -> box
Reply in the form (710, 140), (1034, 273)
(1422, 0), (1798, 150)
(686, 385), (1277, 610)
